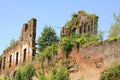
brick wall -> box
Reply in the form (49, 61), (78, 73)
(0, 18), (36, 78)
(66, 39), (120, 80)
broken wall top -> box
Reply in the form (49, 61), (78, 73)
(60, 10), (99, 37)
(1, 18), (37, 55)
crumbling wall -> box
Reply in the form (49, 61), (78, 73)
(60, 11), (98, 37)
(34, 38), (120, 80)
(0, 18), (36, 77)
(66, 39), (120, 80)
(0, 17), (120, 80)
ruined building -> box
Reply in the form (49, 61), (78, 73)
(60, 10), (98, 37)
(1, 11), (120, 80)
(0, 18), (36, 76)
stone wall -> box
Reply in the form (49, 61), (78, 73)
(0, 18), (36, 77)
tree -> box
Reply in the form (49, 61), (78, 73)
(108, 12), (120, 39)
(37, 26), (59, 53)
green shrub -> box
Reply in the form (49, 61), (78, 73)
(108, 36), (120, 42)
(61, 37), (73, 54)
(39, 43), (58, 72)
(73, 37), (87, 49)
(14, 69), (22, 80)
(14, 62), (36, 80)
(38, 66), (69, 80)
(22, 62), (36, 80)
(61, 33), (99, 54)
(38, 73), (48, 80)
(54, 66), (69, 80)
(4, 71), (10, 80)
(100, 63), (120, 80)
(0, 77), (5, 80)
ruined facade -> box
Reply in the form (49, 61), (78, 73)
(60, 11), (98, 37)
(0, 18), (36, 76)
(1, 11), (120, 80)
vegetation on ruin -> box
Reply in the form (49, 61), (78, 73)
(61, 37), (73, 54)
(80, 10), (97, 19)
(71, 13), (79, 26)
(9, 38), (18, 47)
(98, 30), (104, 42)
(37, 26), (60, 74)
(100, 63), (120, 80)
(38, 64), (69, 80)
(3, 71), (10, 80)
(3, 38), (18, 53)
(99, 13), (120, 80)
(39, 42), (58, 72)
(2, 10), (120, 80)
(37, 26), (59, 53)
(37, 26), (70, 80)
(13, 62), (36, 80)
(108, 12), (120, 41)
(63, 13), (79, 30)
(61, 32), (101, 54)
(78, 10), (87, 15)
(37, 11), (103, 80)
(0, 63), (35, 80)
(38, 43), (70, 80)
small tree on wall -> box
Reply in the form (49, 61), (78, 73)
(108, 12), (120, 39)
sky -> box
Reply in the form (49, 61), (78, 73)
(0, 0), (120, 54)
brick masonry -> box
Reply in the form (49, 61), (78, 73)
(0, 18), (36, 77)
(60, 11), (98, 37)
(0, 17), (120, 80)
(67, 40), (120, 80)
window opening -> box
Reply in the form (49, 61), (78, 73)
(16, 52), (19, 65)
(9, 55), (12, 67)
(0, 58), (2, 71)
(23, 49), (26, 62)
(3, 57), (6, 69)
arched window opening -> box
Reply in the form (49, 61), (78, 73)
(3, 57), (6, 69)
(72, 28), (78, 37)
(9, 55), (12, 67)
(23, 49), (26, 63)
(32, 49), (35, 57)
(25, 26), (28, 31)
(16, 52), (19, 66)
(0, 58), (2, 72)
(80, 26), (82, 33)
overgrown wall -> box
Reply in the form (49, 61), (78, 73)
(57, 39), (120, 80)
